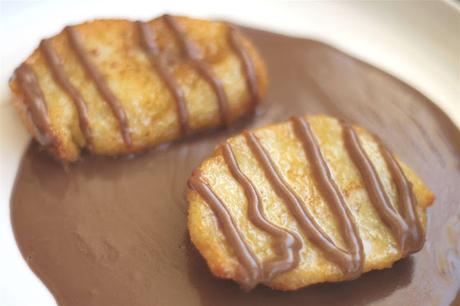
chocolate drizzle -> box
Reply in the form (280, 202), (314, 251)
(65, 26), (132, 147)
(40, 38), (93, 148)
(341, 120), (415, 255)
(136, 21), (190, 135)
(221, 143), (302, 281)
(378, 140), (424, 253)
(244, 130), (357, 276)
(162, 14), (230, 125)
(193, 117), (424, 285)
(16, 18), (260, 152)
(14, 64), (55, 146)
(227, 26), (260, 104)
(188, 176), (261, 290)
(291, 117), (364, 276)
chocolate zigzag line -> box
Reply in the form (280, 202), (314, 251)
(66, 26), (132, 147)
(163, 14), (230, 125)
(40, 38), (94, 149)
(222, 142), (302, 281)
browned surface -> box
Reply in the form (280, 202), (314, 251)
(11, 27), (460, 306)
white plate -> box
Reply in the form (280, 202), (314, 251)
(1, 1), (459, 305)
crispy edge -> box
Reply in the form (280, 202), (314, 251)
(9, 77), (78, 161)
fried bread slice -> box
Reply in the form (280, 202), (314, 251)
(187, 115), (434, 290)
(10, 15), (267, 161)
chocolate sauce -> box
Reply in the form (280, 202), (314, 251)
(244, 130), (357, 274)
(188, 176), (261, 290)
(65, 26), (132, 147)
(40, 38), (93, 148)
(136, 20), (190, 135)
(163, 14), (230, 125)
(220, 143), (302, 281)
(11, 27), (460, 306)
(342, 120), (412, 255)
(292, 116), (364, 277)
(14, 63), (55, 146)
(378, 139), (424, 253)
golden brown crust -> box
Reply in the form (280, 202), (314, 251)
(187, 115), (434, 290)
(9, 17), (268, 161)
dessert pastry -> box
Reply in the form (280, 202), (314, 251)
(9, 15), (267, 161)
(187, 115), (434, 290)
(12, 26), (458, 305)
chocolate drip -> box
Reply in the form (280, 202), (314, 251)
(162, 14), (230, 125)
(227, 26), (260, 104)
(136, 21), (190, 135)
(244, 131), (359, 276)
(40, 38), (93, 148)
(14, 64), (55, 146)
(291, 117), (364, 277)
(188, 176), (261, 290)
(341, 120), (412, 254)
(222, 143), (302, 281)
(65, 26), (132, 147)
(378, 140), (424, 253)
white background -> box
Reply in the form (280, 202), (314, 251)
(0, 1), (459, 305)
